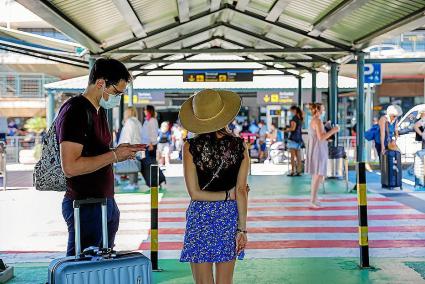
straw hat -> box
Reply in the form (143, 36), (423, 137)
(179, 89), (241, 134)
(386, 105), (403, 117)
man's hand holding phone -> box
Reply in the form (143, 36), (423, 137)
(114, 143), (146, 161)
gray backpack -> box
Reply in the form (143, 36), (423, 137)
(33, 100), (92, 191)
(33, 119), (67, 191)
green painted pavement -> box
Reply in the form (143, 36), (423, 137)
(8, 258), (425, 283)
(159, 175), (354, 198)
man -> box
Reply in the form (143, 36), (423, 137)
(258, 120), (268, 162)
(56, 58), (144, 256)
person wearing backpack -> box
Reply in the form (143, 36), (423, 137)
(56, 58), (145, 256)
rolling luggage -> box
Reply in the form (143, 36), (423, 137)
(48, 198), (152, 284)
(381, 150), (402, 189)
(414, 149), (425, 189)
(140, 158), (166, 187)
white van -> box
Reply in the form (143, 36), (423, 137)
(397, 104), (425, 156)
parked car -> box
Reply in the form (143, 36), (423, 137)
(364, 44), (405, 58)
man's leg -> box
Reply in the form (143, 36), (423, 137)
(107, 198), (120, 249)
(62, 198), (105, 256)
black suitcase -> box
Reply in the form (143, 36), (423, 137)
(140, 158), (166, 187)
(48, 198), (152, 284)
(381, 150), (402, 189)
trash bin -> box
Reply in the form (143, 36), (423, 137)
(327, 145), (345, 179)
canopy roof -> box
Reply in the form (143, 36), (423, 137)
(8, 0), (425, 76)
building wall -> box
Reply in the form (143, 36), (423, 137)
(376, 79), (424, 97)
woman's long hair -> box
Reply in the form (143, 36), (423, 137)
(290, 105), (304, 122)
(309, 103), (323, 116)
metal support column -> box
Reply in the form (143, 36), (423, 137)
(88, 56), (96, 70)
(118, 95), (124, 134)
(47, 91), (55, 128)
(329, 63), (338, 146)
(311, 70), (317, 103)
(356, 52), (369, 268)
(128, 82), (134, 107)
(298, 77), (302, 106)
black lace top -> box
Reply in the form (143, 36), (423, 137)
(188, 134), (245, 192)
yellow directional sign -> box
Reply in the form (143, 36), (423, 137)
(263, 95), (270, 103)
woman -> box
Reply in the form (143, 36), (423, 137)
(285, 105), (304, 176)
(305, 103), (339, 208)
(141, 105), (159, 162)
(377, 105), (402, 158)
(157, 121), (172, 166)
(179, 89), (249, 284)
(414, 111), (425, 150)
(117, 108), (143, 190)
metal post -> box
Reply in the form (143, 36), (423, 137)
(356, 52), (369, 268)
(47, 91), (55, 128)
(329, 63), (338, 146)
(88, 56), (96, 70)
(311, 70), (317, 103)
(119, 95), (124, 134)
(298, 77), (302, 106)
(128, 82), (134, 107)
(150, 164), (162, 271)
(365, 84), (373, 161)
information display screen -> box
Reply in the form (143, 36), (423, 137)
(183, 69), (253, 82)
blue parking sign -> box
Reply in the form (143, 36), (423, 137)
(364, 63), (382, 84)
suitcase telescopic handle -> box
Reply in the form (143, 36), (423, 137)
(73, 198), (108, 257)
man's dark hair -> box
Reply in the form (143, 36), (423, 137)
(88, 58), (131, 86)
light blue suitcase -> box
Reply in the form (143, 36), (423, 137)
(48, 198), (152, 284)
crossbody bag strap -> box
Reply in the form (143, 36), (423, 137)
(201, 160), (224, 191)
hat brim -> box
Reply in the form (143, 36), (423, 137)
(179, 90), (241, 134)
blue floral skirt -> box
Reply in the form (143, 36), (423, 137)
(180, 200), (240, 263)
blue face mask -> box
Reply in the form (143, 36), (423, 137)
(99, 91), (121, 109)
(320, 111), (326, 121)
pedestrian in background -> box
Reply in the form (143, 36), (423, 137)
(305, 103), (339, 208)
(179, 89), (249, 284)
(377, 105), (402, 158)
(258, 120), (268, 162)
(117, 108), (143, 190)
(157, 121), (172, 166)
(285, 105), (304, 176)
(141, 105), (159, 162)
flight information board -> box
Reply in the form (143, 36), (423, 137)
(183, 69), (253, 82)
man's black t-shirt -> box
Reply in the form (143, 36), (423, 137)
(55, 95), (114, 200)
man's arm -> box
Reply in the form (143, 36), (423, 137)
(60, 142), (144, 178)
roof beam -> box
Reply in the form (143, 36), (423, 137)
(111, 0), (147, 37)
(128, 37), (221, 71)
(236, 0), (250, 12)
(309, 0), (369, 37)
(16, 0), (102, 53)
(222, 22), (332, 63)
(228, 5), (353, 51)
(115, 47), (346, 54)
(0, 40), (88, 64)
(176, 0), (190, 23)
(266, 0), (292, 22)
(0, 46), (88, 69)
(217, 36), (314, 71)
(210, 0), (221, 12)
(101, 4), (229, 53)
(126, 59), (319, 63)
(354, 6), (425, 46)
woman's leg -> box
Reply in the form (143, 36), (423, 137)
(310, 174), (321, 206)
(289, 149), (296, 174)
(190, 263), (214, 284)
(215, 260), (236, 284)
(296, 149), (303, 174)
